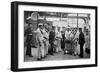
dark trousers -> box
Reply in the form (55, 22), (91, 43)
(80, 44), (84, 58)
(49, 42), (54, 55)
(61, 39), (65, 50)
(26, 43), (32, 56)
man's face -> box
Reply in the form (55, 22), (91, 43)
(41, 26), (43, 29)
(79, 28), (82, 32)
(58, 27), (60, 31)
(30, 24), (33, 31)
(51, 26), (55, 31)
(39, 25), (43, 29)
(44, 24), (48, 29)
(67, 29), (69, 32)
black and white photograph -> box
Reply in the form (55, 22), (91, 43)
(11, 1), (97, 71)
(24, 11), (91, 62)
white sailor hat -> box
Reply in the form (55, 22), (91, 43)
(26, 16), (33, 24)
(44, 23), (48, 25)
(38, 23), (43, 26)
(26, 16), (32, 20)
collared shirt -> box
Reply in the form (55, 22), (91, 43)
(49, 30), (55, 42)
(36, 28), (44, 43)
(55, 30), (62, 39)
(42, 29), (49, 40)
(65, 31), (70, 40)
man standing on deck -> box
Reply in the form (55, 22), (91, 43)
(79, 28), (85, 58)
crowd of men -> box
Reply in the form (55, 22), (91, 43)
(25, 20), (90, 61)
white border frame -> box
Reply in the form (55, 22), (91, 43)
(18, 5), (96, 69)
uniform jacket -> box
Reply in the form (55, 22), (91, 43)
(79, 32), (85, 45)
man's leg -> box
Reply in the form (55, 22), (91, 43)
(26, 45), (29, 56)
(37, 46), (42, 60)
(80, 44), (84, 58)
(48, 42), (51, 55)
(28, 44), (33, 57)
(41, 42), (45, 58)
(45, 41), (48, 56)
(26, 43), (31, 56)
(51, 42), (54, 55)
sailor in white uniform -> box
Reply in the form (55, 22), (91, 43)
(42, 23), (49, 57)
(36, 23), (45, 60)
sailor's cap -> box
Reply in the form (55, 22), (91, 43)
(38, 23), (43, 26)
(26, 16), (32, 20)
(26, 16), (33, 24)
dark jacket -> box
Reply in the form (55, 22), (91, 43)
(61, 32), (65, 49)
(25, 28), (33, 43)
(79, 32), (85, 45)
(49, 30), (55, 43)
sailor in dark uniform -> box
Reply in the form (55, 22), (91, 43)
(79, 28), (85, 58)
(49, 26), (55, 55)
(25, 22), (33, 57)
(61, 31), (66, 54)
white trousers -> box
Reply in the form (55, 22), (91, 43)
(37, 42), (45, 58)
